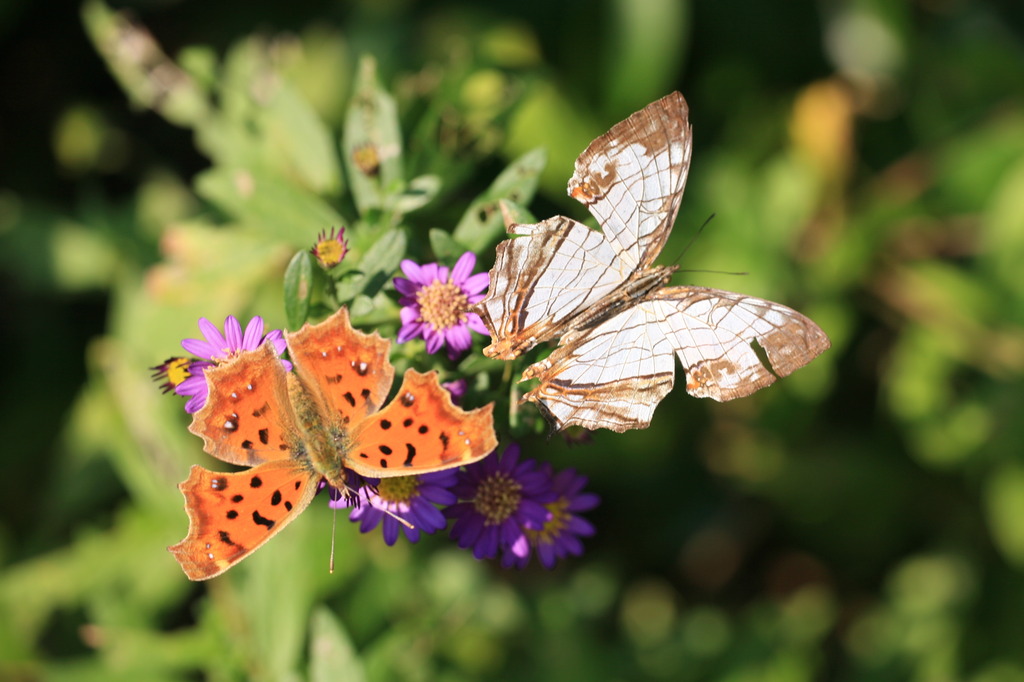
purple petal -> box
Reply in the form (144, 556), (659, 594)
(400, 259), (423, 281)
(223, 316), (243, 350)
(399, 306), (421, 325)
(197, 318), (227, 352)
(382, 517), (401, 546)
(241, 316), (265, 350)
(393, 277), (419, 296)
(474, 527), (499, 559)
(466, 314), (490, 336)
(444, 325), (472, 353)
(420, 262), (441, 283)
(184, 393), (206, 413)
(397, 321), (425, 344)
(424, 329), (445, 354)
(451, 251), (476, 284)
(462, 271), (489, 295)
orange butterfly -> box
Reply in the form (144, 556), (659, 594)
(169, 307), (497, 580)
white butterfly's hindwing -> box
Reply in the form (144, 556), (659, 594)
(521, 304), (677, 432)
(520, 287), (830, 430)
(651, 287), (830, 401)
(478, 91), (830, 432)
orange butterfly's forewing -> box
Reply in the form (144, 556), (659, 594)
(168, 461), (320, 580)
(170, 307), (498, 580)
(189, 343), (298, 467)
(285, 306), (394, 427)
(348, 370), (497, 477)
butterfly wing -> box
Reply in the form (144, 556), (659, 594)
(478, 215), (633, 359)
(286, 307), (395, 425)
(520, 304), (678, 432)
(520, 287), (830, 432)
(347, 370), (497, 477)
(478, 92), (692, 360)
(569, 91), (692, 269)
(168, 460), (320, 580)
(189, 343), (301, 467)
(651, 286), (831, 401)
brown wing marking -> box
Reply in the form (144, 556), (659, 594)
(568, 91), (692, 269)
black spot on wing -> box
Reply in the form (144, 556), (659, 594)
(252, 510), (275, 529)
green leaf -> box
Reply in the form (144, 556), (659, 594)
(194, 167), (344, 246)
(343, 56), (404, 217)
(284, 250), (315, 329)
(334, 228), (407, 303)
(309, 608), (367, 682)
(452, 147), (546, 252)
(428, 228), (467, 262)
(393, 174), (442, 215)
(986, 464), (1024, 567)
(605, 0), (689, 111)
(263, 81), (344, 195)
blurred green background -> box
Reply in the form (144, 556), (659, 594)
(3, 0), (1024, 680)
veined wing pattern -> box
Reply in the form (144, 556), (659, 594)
(476, 92), (830, 432)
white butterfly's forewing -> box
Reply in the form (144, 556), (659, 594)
(569, 91), (692, 269)
(478, 216), (633, 359)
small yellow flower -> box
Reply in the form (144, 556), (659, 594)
(311, 226), (349, 269)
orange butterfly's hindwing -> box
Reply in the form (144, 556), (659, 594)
(169, 461), (320, 580)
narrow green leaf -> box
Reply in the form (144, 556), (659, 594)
(343, 56), (404, 217)
(284, 250), (315, 329)
(452, 147), (546, 251)
(334, 228), (407, 303)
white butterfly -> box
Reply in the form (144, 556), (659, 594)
(475, 92), (830, 432)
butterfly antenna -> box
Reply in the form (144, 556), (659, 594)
(382, 507), (416, 530)
(671, 213), (749, 278)
(670, 212), (716, 266)
(329, 504), (337, 574)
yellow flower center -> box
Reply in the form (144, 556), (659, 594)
(315, 239), (346, 267)
(377, 476), (420, 504)
(527, 497), (570, 545)
(165, 357), (192, 386)
(416, 280), (469, 332)
(472, 472), (522, 526)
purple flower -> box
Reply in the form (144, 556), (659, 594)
(502, 465), (599, 569)
(394, 251), (489, 360)
(345, 471), (458, 545)
(445, 444), (555, 561)
(174, 316), (290, 413)
(442, 378), (468, 405)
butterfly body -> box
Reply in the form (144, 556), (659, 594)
(170, 307), (497, 580)
(476, 92), (830, 432)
